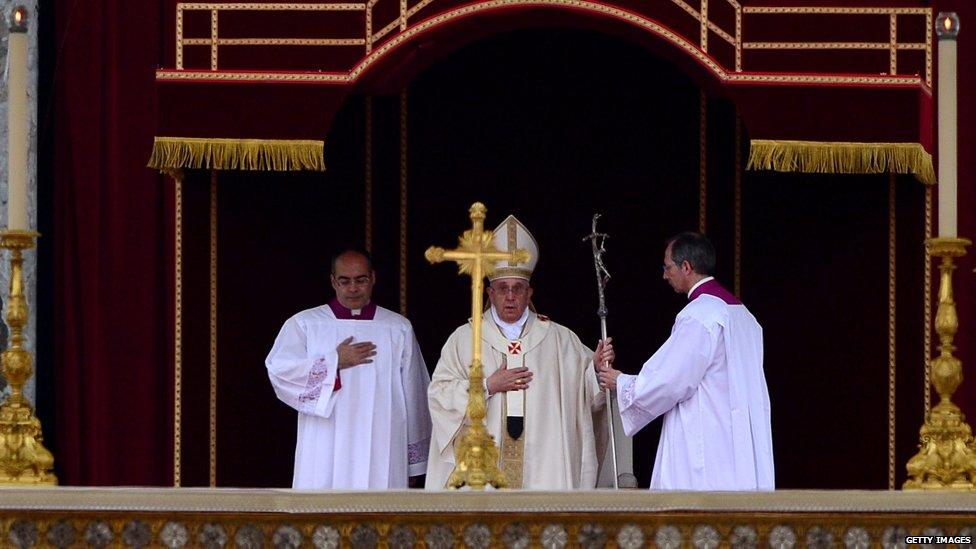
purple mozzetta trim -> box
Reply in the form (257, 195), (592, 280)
(689, 279), (742, 305)
(328, 297), (377, 320)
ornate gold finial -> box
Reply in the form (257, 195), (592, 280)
(425, 202), (529, 490)
(0, 230), (56, 485)
(904, 237), (975, 490)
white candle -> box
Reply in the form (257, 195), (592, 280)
(936, 12), (959, 238)
(6, 6), (28, 231)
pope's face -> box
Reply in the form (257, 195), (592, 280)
(330, 252), (375, 309)
(488, 277), (533, 323)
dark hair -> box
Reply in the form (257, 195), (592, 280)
(330, 248), (374, 274)
(666, 232), (715, 276)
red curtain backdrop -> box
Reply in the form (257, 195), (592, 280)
(52, 0), (173, 485)
(44, 0), (976, 486)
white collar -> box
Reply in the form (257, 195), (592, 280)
(490, 306), (529, 341)
(687, 276), (715, 298)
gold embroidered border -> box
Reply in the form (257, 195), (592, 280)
(700, 0), (707, 52)
(708, 22), (733, 48)
(726, 73), (928, 92)
(670, 0), (734, 47)
(399, 90), (408, 315)
(168, 0), (932, 92)
(176, 7), (184, 69)
(162, 0), (931, 93)
(209, 171), (219, 488)
(365, 0), (375, 52)
(742, 7), (929, 15)
(406, 0), (437, 25)
(153, 68), (926, 88)
(734, 4), (741, 71)
(149, 137), (325, 171)
(372, 0), (437, 44)
(746, 140), (935, 186)
(501, 428), (525, 489)
(372, 19), (400, 44)
(887, 173), (896, 491)
(180, 3), (365, 10)
(210, 10), (219, 69)
(184, 38), (366, 46)
(156, 70), (350, 82)
(889, 14), (897, 75)
(349, 0), (724, 82)
(742, 42), (926, 50)
(168, 170), (186, 488)
(925, 11), (932, 86)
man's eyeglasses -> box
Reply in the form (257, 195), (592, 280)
(491, 284), (529, 296)
(334, 275), (371, 287)
(662, 263), (677, 272)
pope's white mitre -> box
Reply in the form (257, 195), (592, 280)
(489, 215), (538, 281)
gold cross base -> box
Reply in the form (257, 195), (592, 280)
(904, 400), (976, 490)
(0, 393), (56, 485)
(447, 423), (507, 490)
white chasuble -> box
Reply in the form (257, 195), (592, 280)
(616, 293), (774, 491)
(266, 305), (431, 489)
(426, 310), (608, 490)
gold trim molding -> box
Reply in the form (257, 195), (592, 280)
(747, 140), (935, 185)
(159, 0), (932, 94)
(170, 171), (185, 488)
(742, 6), (929, 14)
(180, 3), (365, 10)
(209, 171), (219, 488)
(887, 174), (896, 490)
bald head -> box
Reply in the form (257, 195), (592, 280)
(330, 249), (375, 309)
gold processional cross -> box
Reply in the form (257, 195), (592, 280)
(425, 202), (529, 490)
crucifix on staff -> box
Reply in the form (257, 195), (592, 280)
(425, 202), (529, 490)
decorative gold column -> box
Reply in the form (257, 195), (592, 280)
(425, 203), (528, 490)
(0, 230), (55, 485)
(904, 237), (975, 490)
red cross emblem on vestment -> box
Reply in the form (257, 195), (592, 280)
(508, 342), (522, 355)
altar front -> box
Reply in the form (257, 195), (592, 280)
(1, 489), (974, 547)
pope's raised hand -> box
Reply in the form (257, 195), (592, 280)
(337, 336), (377, 369)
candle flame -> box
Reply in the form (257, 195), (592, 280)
(943, 16), (953, 31)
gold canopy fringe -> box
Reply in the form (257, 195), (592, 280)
(747, 140), (935, 185)
(148, 137), (325, 171)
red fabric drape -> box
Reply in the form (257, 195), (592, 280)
(53, 0), (172, 485)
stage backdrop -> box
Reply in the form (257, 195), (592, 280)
(173, 28), (927, 489)
(45, 0), (975, 488)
